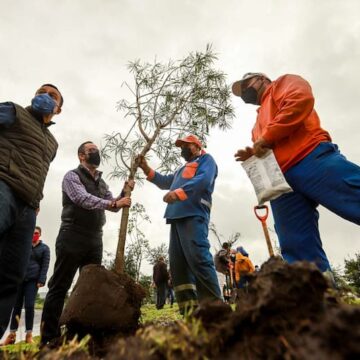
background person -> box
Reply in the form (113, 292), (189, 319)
(153, 257), (169, 310)
(1, 226), (50, 345)
(234, 246), (255, 290)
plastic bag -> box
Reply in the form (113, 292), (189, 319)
(241, 150), (293, 204)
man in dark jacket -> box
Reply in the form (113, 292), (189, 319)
(0, 84), (63, 338)
(153, 257), (169, 310)
(41, 141), (132, 346)
(1, 226), (50, 345)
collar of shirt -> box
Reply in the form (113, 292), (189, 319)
(79, 164), (103, 181)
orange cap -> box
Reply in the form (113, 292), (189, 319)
(175, 134), (203, 148)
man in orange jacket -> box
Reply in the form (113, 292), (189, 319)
(234, 246), (255, 289)
(232, 73), (360, 275)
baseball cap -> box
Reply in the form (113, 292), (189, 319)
(232, 72), (270, 97)
(175, 134), (203, 148)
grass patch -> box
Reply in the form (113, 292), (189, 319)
(0, 335), (40, 355)
(0, 304), (182, 355)
(140, 303), (182, 324)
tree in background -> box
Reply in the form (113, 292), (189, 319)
(125, 203), (151, 281)
(209, 222), (241, 250)
(102, 45), (234, 273)
(331, 264), (353, 294)
(103, 203), (151, 281)
(146, 243), (169, 266)
(138, 274), (153, 304)
(344, 252), (360, 295)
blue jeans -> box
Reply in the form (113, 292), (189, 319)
(167, 287), (175, 306)
(10, 280), (38, 332)
(169, 216), (221, 313)
(271, 142), (360, 272)
(0, 180), (36, 337)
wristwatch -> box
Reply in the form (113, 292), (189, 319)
(110, 200), (117, 209)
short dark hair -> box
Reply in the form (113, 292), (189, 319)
(41, 83), (64, 107)
(35, 226), (42, 234)
(222, 242), (229, 249)
(78, 141), (93, 155)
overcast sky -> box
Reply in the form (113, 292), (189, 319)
(1, 0), (359, 281)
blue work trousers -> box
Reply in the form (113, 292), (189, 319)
(168, 216), (221, 312)
(271, 142), (360, 272)
(0, 180), (36, 338)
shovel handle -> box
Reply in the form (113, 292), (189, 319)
(254, 205), (269, 222)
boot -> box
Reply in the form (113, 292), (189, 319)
(25, 332), (34, 344)
(0, 332), (16, 346)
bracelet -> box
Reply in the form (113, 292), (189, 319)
(110, 200), (117, 209)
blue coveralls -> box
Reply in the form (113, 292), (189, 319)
(148, 153), (222, 312)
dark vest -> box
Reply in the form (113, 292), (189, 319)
(0, 103), (58, 208)
(61, 166), (108, 232)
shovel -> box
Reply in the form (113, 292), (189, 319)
(254, 205), (274, 257)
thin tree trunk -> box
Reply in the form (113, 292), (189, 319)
(114, 125), (161, 273)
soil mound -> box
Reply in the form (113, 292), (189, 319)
(35, 258), (359, 359)
(106, 257), (360, 360)
(60, 264), (146, 339)
(216, 257), (359, 359)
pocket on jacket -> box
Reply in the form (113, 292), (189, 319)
(182, 162), (198, 179)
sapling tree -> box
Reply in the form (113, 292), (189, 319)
(102, 45), (234, 273)
(209, 222), (241, 250)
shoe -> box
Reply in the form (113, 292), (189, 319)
(25, 332), (34, 344)
(0, 332), (16, 346)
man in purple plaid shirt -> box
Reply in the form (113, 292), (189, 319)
(41, 141), (133, 346)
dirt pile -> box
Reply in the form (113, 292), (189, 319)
(106, 257), (360, 360)
(60, 264), (146, 340)
(215, 257), (360, 359)
(33, 258), (359, 359)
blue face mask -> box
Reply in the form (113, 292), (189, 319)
(31, 93), (56, 115)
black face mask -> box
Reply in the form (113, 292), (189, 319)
(181, 147), (193, 161)
(86, 151), (101, 166)
(241, 87), (259, 105)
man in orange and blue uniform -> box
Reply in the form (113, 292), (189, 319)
(232, 73), (360, 275)
(136, 135), (222, 313)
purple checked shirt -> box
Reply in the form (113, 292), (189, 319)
(62, 168), (123, 211)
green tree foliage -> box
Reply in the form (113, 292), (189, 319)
(331, 264), (354, 294)
(126, 203), (151, 281)
(344, 253), (360, 295)
(102, 203), (151, 281)
(147, 243), (169, 266)
(103, 44), (234, 180)
(138, 274), (153, 304)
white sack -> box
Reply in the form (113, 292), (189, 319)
(242, 150), (293, 205)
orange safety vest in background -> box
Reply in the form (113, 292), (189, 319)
(235, 253), (255, 283)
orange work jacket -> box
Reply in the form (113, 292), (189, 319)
(235, 253), (255, 283)
(252, 74), (331, 173)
